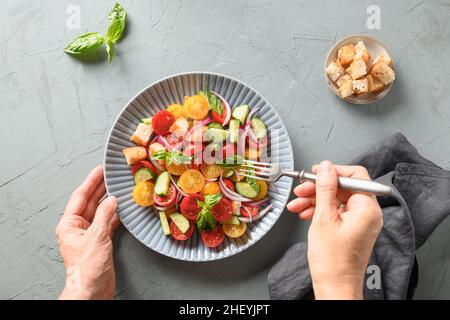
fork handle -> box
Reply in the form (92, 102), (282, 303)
(294, 170), (393, 197)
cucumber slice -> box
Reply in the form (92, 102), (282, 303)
(154, 171), (170, 196)
(229, 119), (240, 144)
(141, 117), (152, 125)
(250, 117), (267, 139)
(134, 167), (155, 185)
(235, 182), (259, 198)
(205, 128), (228, 143)
(159, 212), (171, 235)
(222, 168), (234, 178)
(232, 105), (250, 124)
(208, 122), (224, 130)
(170, 213), (190, 233)
(225, 215), (241, 225)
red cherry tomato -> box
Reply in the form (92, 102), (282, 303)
(240, 206), (259, 218)
(180, 194), (204, 221)
(223, 179), (235, 191)
(152, 110), (175, 136)
(211, 101), (228, 125)
(170, 221), (194, 240)
(211, 197), (233, 223)
(153, 184), (177, 207)
(201, 226), (225, 248)
(131, 160), (156, 176)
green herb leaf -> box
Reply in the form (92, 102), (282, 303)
(246, 167), (260, 193)
(200, 88), (223, 116)
(204, 193), (222, 207)
(151, 150), (167, 161)
(167, 151), (193, 165)
(64, 32), (105, 55)
(106, 2), (127, 44)
(197, 207), (216, 232)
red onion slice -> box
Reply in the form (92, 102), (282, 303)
(245, 107), (259, 126)
(246, 198), (270, 207)
(153, 203), (176, 212)
(239, 204), (272, 223)
(219, 175), (251, 202)
(212, 91), (231, 126)
(205, 177), (218, 182)
(157, 135), (182, 152)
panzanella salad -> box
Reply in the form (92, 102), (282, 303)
(122, 89), (271, 248)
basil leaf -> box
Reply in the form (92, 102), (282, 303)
(106, 2), (127, 44)
(197, 207), (216, 232)
(64, 32), (105, 55)
(169, 151), (193, 165)
(151, 150), (167, 161)
(204, 193), (222, 207)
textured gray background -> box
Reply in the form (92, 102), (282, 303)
(0, 0), (449, 299)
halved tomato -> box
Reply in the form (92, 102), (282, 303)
(131, 160), (156, 176)
(178, 169), (205, 194)
(170, 220), (194, 240)
(184, 95), (209, 120)
(200, 164), (223, 179)
(212, 101), (229, 125)
(153, 184), (177, 207)
(223, 222), (247, 238)
(132, 181), (154, 207)
(201, 181), (221, 195)
(201, 226), (225, 248)
(223, 179), (235, 191)
(166, 161), (188, 176)
(240, 206), (259, 218)
(180, 194), (204, 221)
(152, 110), (175, 136)
(211, 197), (233, 223)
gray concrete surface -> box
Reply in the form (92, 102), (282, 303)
(0, 0), (449, 299)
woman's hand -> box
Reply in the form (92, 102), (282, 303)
(287, 161), (383, 300)
(56, 166), (120, 300)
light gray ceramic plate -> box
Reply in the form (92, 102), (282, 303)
(104, 72), (294, 261)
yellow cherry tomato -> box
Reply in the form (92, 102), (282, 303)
(167, 104), (187, 119)
(178, 169), (205, 194)
(184, 95), (209, 120)
(132, 181), (155, 207)
(230, 170), (245, 182)
(252, 180), (268, 201)
(223, 222), (247, 238)
(245, 146), (262, 160)
(201, 181), (221, 195)
(166, 162), (188, 176)
(200, 164), (224, 179)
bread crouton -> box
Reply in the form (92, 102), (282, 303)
(130, 123), (153, 146)
(336, 74), (351, 87)
(352, 79), (369, 94)
(338, 44), (356, 66)
(326, 60), (345, 82)
(354, 41), (370, 64)
(373, 53), (392, 66)
(123, 147), (147, 165)
(346, 59), (367, 80)
(366, 74), (385, 93)
(370, 61), (395, 85)
(338, 78), (354, 98)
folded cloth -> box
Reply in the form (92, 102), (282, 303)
(268, 133), (450, 300)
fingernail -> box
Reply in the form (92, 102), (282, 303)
(319, 160), (332, 173)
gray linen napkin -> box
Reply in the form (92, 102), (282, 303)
(268, 133), (450, 300)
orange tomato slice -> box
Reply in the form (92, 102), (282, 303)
(200, 164), (224, 179)
(167, 104), (187, 119)
(184, 95), (209, 120)
(132, 181), (155, 207)
(178, 169), (205, 194)
(223, 222), (247, 238)
(252, 180), (268, 201)
(166, 161), (188, 176)
(201, 181), (221, 195)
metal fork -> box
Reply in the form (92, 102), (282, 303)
(238, 160), (393, 197)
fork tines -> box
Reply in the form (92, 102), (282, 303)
(238, 160), (273, 181)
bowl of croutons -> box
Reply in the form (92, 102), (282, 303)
(325, 35), (396, 104)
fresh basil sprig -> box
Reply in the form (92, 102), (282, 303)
(200, 88), (223, 116)
(64, 32), (105, 55)
(151, 150), (193, 165)
(64, 2), (127, 63)
(196, 194), (222, 232)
